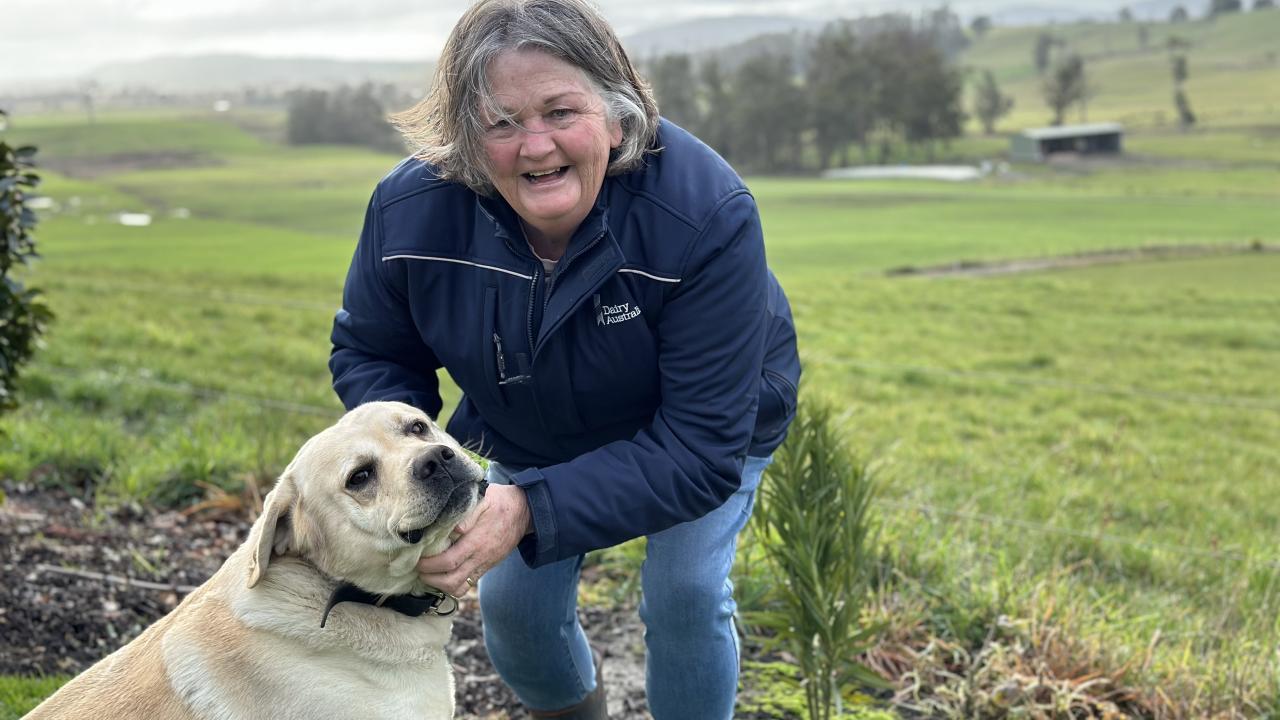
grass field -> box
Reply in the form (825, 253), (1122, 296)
(2, 76), (1279, 717)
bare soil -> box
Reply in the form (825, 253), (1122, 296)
(38, 152), (219, 179)
(886, 241), (1275, 278)
(0, 483), (659, 719)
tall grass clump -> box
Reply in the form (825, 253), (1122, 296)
(746, 398), (885, 720)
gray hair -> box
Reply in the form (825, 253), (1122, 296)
(392, 0), (660, 195)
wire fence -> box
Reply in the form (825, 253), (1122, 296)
(15, 258), (1280, 578)
(35, 276), (1280, 413)
(40, 363), (342, 418)
(835, 358), (1280, 412)
(24, 361), (1280, 574)
(880, 498), (1280, 571)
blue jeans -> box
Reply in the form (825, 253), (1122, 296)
(478, 455), (771, 719)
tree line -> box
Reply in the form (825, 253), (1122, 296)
(644, 14), (969, 172)
(284, 83), (407, 153)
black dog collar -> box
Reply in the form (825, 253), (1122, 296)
(320, 582), (458, 628)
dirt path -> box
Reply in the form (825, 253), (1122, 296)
(886, 241), (1275, 278)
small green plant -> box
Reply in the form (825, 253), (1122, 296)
(746, 398), (886, 720)
(0, 109), (52, 415)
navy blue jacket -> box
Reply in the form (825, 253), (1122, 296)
(330, 120), (799, 567)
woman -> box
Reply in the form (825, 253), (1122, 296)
(329, 0), (799, 717)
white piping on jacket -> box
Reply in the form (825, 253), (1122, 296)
(382, 254), (534, 280)
(618, 268), (681, 283)
(383, 255), (682, 284)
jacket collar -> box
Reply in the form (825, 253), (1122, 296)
(475, 187), (610, 264)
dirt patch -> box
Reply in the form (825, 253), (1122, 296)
(886, 241), (1276, 279)
(0, 483), (659, 719)
(39, 152), (220, 179)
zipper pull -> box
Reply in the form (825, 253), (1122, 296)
(594, 294), (603, 326)
(492, 333), (507, 383)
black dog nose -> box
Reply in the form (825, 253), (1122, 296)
(413, 445), (456, 482)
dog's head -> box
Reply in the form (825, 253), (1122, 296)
(246, 401), (484, 596)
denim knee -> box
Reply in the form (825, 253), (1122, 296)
(639, 570), (735, 637)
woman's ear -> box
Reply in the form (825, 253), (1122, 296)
(609, 117), (623, 149)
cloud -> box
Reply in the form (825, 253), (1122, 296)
(0, 0), (1125, 87)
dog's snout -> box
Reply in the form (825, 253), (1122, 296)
(413, 446), (456, 483)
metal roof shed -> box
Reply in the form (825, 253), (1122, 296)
(1010, 122), (1124, 162)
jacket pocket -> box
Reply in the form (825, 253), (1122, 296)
(757, 368), (798, 437)
(481, 286), (510, 408)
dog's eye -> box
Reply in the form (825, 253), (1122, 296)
(409, 420), (427, 437)
(346, 466), (375, 490)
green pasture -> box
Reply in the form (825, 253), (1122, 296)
(962, 10), (1280, 131)
(3, 109), (1279, 715)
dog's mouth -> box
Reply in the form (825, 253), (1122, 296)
(398, 527), (427, 544)
(396, 482), (481, 545)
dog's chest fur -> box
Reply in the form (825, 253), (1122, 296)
(158, 547), (456, 720)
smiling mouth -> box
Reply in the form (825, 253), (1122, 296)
(523, 166), (568, 183)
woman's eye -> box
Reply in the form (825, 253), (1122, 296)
(346, 467), (373, 490)
(548, 108), (575, 123)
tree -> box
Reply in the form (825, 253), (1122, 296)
(746, 400), (884, 720)
(970, 15), (993, 37)
(729, 51), (807, 172)
(1209, 0), (1243, 15)
(1169, 48), (1196, 127)
(0, 110), (53, 414)
(1255, 0), (1276, 9)
(1170, 4), (1190, 21)
(1119, 6), (1135, 21)
(1042, 53), (1088, 125)
(862, 27), (915, 162)
(806, 22), (873, 169)
(286, 84), (402, 153)
(1034, 32), (1058, 74)
(920, 5), (970, 60)
(898, 36), (966, 156)
(973, 70), (1015, 134)
(647, 54), (700, 131)
(696, 57), (734, 161)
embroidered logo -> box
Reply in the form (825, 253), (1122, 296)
(594, 294), (642, 327)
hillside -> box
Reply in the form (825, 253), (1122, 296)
(623, 15), (824, 58)
(960, 10), (1280, 130)
(86, 54), (435, 94)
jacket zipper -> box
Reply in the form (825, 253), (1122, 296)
(525, 265), (540, 354)
(528, 229), (607, 359)
(544, 229), (606, 315)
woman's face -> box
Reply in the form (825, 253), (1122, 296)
(481, 48), (622, 249)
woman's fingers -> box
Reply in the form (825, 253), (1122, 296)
(416, 485), (530, 596)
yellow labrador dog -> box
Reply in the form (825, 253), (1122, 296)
(27, 401), (485, 720)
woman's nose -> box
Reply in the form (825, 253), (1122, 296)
(518, 125), (556, 157)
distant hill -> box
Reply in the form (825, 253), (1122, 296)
(990, 0), (1189, 25)
(86, 54), (435, 93)
(623, 15), (825, 59)
(990, 4), (1101, 25)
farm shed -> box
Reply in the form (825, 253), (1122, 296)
(1010, 122), (1124, 162)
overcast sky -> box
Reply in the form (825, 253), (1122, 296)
(3, 0), (1122, 86)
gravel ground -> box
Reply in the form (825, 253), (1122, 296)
(0, 482), (655, 719)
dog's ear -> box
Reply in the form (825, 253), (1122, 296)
(246, 472), (297, 589)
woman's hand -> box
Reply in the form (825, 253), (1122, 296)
(417, 483), (532, 597)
